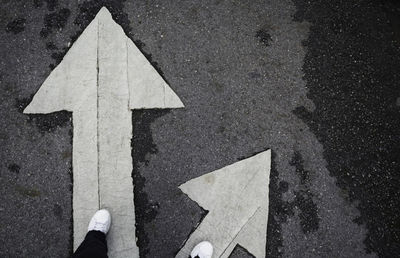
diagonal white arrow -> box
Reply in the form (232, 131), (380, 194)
(24, 7), (184, 258)
(176, 150), (271, 258)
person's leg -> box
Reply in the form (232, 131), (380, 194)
(73, 230), (108, 258)
(72, 209), (111, 258)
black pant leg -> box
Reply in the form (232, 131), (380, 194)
(73, 231), (108, 258)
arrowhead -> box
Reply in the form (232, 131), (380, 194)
(178, 150), (271, 258)
(127, 40), (184, 109)
(180, 150), (271, 210)
(24, 7), (183, 114)
(24, 9), (99, 114)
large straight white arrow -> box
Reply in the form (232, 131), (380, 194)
(24, 7), (183, 258)
(176, 150), (271, 258)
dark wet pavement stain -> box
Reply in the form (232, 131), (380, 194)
(229, 244), (256, 258)
(132, 110), (170, 257)
(256, 29), (272, 47)
(15, 97), (71, 134)
(5, 18), (26, 34)
(292, 0), (400, 256)
(266, 152), (285, 257)
(40, 8), (71, 38)
(33, 0), (59, 11)
(289, 151), (320, 234)
(7, 163), (21, 174)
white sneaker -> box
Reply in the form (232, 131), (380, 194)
(88, 209), (111, 234)
(190, 241), (213, 258)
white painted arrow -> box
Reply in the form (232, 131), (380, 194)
(176, 150), (271, 258)
(24, 7), (183, 258)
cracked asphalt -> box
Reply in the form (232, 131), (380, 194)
(1, 0), (399, 257)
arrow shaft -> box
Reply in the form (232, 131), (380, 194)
(73, 16), (138, 257)
(98, 17), (137, 257)
(73, 108), (99, 250)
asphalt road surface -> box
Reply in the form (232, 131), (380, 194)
(1, 0), (399, 257)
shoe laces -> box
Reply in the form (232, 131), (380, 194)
(93, 221), (106, 229)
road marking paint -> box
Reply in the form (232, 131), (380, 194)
(176, 150), (271, 258)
